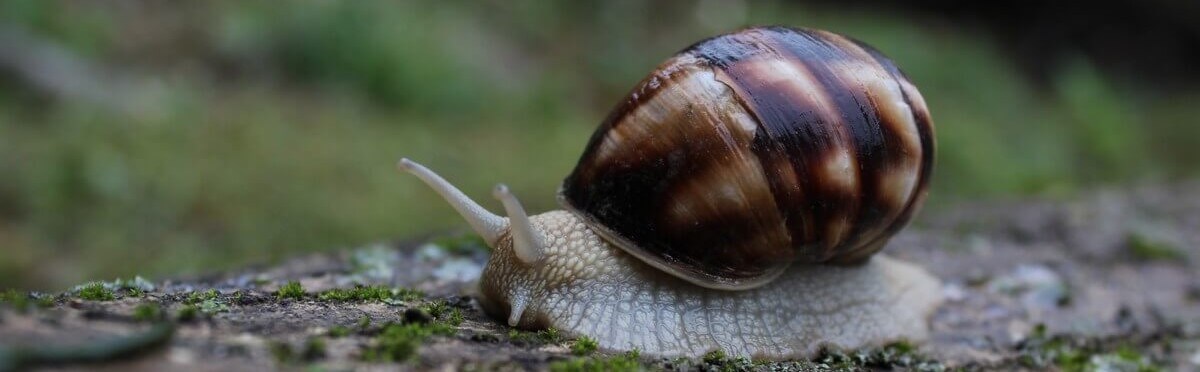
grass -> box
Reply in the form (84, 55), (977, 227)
(1, 1), (1198, 290)
(276, 281), (305, 300)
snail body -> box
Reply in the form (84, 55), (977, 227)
(478, 211), (940, 358)
(399, 26), (941, 358)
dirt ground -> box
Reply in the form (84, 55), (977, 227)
(1, 183), (1198, 371)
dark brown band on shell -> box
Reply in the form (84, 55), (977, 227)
(560, 26), (934, 289)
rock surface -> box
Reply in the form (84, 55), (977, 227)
(1, 183), (1199, 371)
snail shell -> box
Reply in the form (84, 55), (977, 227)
(398, 25), (943, 358)
(560, 26), (935, 290)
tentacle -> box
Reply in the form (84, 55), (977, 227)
(397, 158), (507, 247)
(493, 184), (543, 264)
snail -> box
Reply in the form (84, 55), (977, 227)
(398, 26), (942, 358)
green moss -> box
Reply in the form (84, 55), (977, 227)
(571, 336), (598, 356)
(132, 303), (163, 322)
(313, 285), (424, 304)
(1016, 327), (1162, 371)
(321, 286), (424, 305)
(702, 349), (727, 365)
(76, 282), (115, 301)
(0, 289), (26, 308)
(508, 328), (563, 345)
(317, 285), (393, 302)
(419, 301), (448, 318)
(1031, 323), (1048, 338)
(361, 322), (455, 362)
(34, 294), (56, 308)
(887, 340), (916, 354)
(1056, 345), (1161, 372)
(549, 351), (645, 372)
(1108, 346), (1160, 372)
(198, 298), (229, 314)
(1114, 345), (1142, 361)
(445, 308), (464, 326)
(185, 289), (218, 304)
(64, 277), (156, 301)
(356, 315), (372, 330)
(810, 342), (941, 370)
(269, 341), (294, 363)
(302, 337), (326, 361)
(176, 305), (199, 321)
(1128, 231), (1184, 261)
(276, 281), (305, 300)
(425, 322), (456, 336)
(183, 289), (228, 314)
(0, 289), (51, 312)
(328, 325), (351, 338)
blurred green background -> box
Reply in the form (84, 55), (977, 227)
(1, 1), (1197, 290)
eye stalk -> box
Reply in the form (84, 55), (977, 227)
(492, 184), (543, 264)
(397, 158), (507, 247)
(397, 158), (544, 266)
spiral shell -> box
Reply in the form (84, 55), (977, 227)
(559, 26), (934, 289)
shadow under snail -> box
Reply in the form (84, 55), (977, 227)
(399, 26), (942, 358)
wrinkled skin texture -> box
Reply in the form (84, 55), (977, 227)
(478, 211), (943, 358)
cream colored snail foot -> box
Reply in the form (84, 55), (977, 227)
(478, 211), (943, 358)
(398, 25), (942, 359)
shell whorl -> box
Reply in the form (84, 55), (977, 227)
(560, 26), (935, 289)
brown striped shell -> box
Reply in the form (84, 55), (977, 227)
(558, 26), (935, 290)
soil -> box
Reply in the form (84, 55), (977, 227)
(1, 182), (1198, 371)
